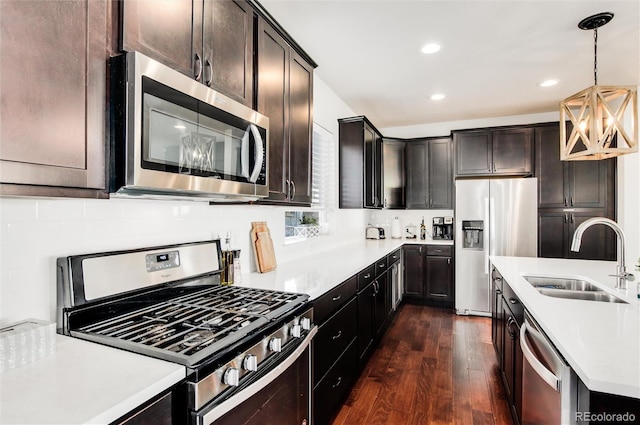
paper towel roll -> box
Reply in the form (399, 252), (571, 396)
(391, 217), (401, 239)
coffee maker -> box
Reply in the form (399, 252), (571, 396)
(432, 216), (454, 240)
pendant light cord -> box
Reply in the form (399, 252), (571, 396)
(593, 27), (598, 85)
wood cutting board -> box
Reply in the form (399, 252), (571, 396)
(251, 221), (277, 273)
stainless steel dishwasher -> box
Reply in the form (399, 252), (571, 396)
(520, 311), (578, 425)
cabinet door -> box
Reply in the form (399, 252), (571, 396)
(403, 246), (424, 298)
(425, 256), (453, 301)
(382, 139), (406, 209)
(405, 141), (428, 209)
(374, 272), (388, 336)
(491, 270), (504, 361)
(257, 18), (289, 202)
(287, 51), (314, 205)
(364, 123), (382, 208)
(454, 131), (492, 176)
(535, 124), (569, 208)
(338, 119), (364, 208)
(569, 211), (616, 261)
(568, 160), (614, 209)
(203, 0), (254, 106)
(428, 138), (453, 209)
(121, 0), (200, 79)
(0, 0), (107, 194)
(356, 282), (376, 361)
(538, 211), (569, 258)
(492, 127), (533, 175)
(501, 303), (517, 406)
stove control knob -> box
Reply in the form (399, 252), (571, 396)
(243, 354), (258, 372)
(223, 367), (240, 387)
(269, 337), (282, 353)
(291, 324), (302, 338)
(300, 317), (311, 331)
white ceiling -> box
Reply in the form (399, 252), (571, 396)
(260, 0), (640, 129)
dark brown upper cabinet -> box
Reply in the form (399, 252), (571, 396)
(535, 123), (615, 210)
(257, 16), (314, 205)
(121, 0), (254, 107)
(121, 0), (201, 81)
(0, 0), (109, 198)
(453, 127), (533, 177)
(405, 137), (453, 209)
(382, 139), (406, 209)
(534, 122), (616, 261)
(338, 116), (383, 209)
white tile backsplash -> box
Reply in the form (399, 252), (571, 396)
(0, 197), (365, 327)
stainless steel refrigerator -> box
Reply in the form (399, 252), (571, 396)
(455, 178), (538, 316)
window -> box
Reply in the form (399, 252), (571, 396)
(284, 123), (335, 244)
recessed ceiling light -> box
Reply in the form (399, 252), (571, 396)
(430, 93), (446, 101)
(539, 79), (559, 87)
(421, 43), (441, 54)
(174, 124), (187, 129)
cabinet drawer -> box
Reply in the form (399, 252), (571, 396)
(387, 248), (401, 265)
(313, 297), (357, 384)
(313, 340), (358, 425)
(426, 245), (453, 256)
(502, 282), (523, 325)
(375, 257), (388, 275)
(314, 275), (357, 325)
(358, 264), (376, 290)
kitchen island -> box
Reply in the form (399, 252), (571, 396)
(490, 255), (640, 400)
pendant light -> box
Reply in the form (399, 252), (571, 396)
(560, 12), (638, 160)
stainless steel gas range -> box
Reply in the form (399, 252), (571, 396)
(57, 240), (316, 425)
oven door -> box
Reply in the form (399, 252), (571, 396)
(196, 327), (316, 425)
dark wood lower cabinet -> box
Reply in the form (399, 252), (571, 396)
(492, 267), (523, 425)
(313, 254), (397, 425)
(403, 245), (454, 307)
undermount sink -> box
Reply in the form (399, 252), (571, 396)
(523, 275), (628, 304)
(536, 288), (628, 303)
(524, 276), (600, 291)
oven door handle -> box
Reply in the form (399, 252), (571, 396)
(240, 124), (264, 183)
(520, 321), (560, 392)
(199, 326), (317, 425)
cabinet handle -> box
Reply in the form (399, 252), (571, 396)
(509, 298), (519, 305)
(495, 288), (502, 294)
(290, 180), (296, 201)
(564, 214), (568, 223)
(332, 330), (342, 341)
(447, 258), (451, 265)
(379, 263), (385, 268)
(570, 197), (574, 207)
(564, 197), (568, 207)
(332, 376), (342, 389)
(364, 273), (371, 279)
(194, 53), (203, 81)
(570, 214), (574, 224)
(332, 294), (342, 302)
(493, 162), (497, 172)
(204, 58), (212, 86)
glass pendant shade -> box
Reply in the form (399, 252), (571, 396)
(560, 85), (638, 160)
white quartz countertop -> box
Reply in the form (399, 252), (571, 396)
(490, 256), (640, 399)
(238, 238), (453, 300)
(0, 335), (186, 424)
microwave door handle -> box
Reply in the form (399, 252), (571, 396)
(248, 124), (264, 183)
(520, 322), (560, 391)
(241, 127), (251, 178)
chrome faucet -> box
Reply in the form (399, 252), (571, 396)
(571, 217), (635, 289)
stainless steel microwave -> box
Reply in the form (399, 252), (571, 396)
(109, 51), (268, 201)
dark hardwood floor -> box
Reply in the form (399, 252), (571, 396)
(331, 303), (512, 425)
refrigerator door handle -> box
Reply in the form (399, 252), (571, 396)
(484, 197), (490, 274)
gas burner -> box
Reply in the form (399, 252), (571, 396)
(181, 330), (216, 348)
(240, 303), (269, 314)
